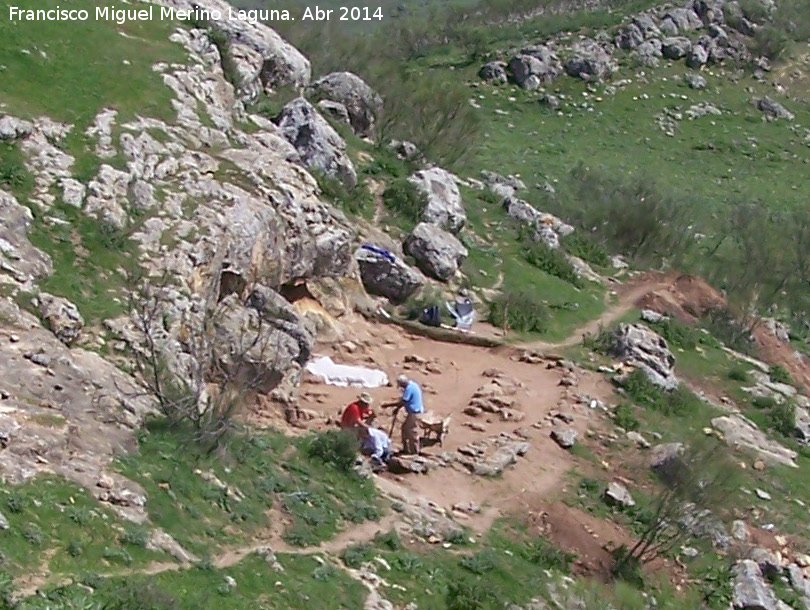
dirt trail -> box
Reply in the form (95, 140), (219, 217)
(516, 276), (675, 351)
(21, 271), (809, 597)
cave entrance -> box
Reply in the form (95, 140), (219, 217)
(279, 278), (314, 304)
(218, 270), (246, 302)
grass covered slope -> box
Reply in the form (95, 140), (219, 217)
(0, 0), (185, 126)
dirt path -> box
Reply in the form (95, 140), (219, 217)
(515, 276), (675, 351)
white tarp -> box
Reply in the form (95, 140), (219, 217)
(304, 355), (389, 388)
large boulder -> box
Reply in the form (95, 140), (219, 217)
(757, 97), (795, 121)
(635, 39), (663, 67)
(408, 167), (466, 234)
(212, 293), (313, 394)
(662, 7), (703, 34)
(308, 72), (383, 137)
(662, 37), (693, 59)
(616, 23), (645, 49)
(161, 0), (310, 97)
(687, 44), (710, 68)
(34, 293), (84, 346)
(711, 414), (798, 468)
(274, 97), (357, 189)
(403, 223), (468, 282)
(507, 46), (562, 89)
(612, 324), (679, 389)
(732, 560), (779, 610)
(564, 40), (616, 81)
(354, 246), (424, 303)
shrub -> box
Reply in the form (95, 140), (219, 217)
(564, 164), (694, 268)
(306, 429), (358, 473)
(739, 0), (770, 23)
(392, 553), (423, 572)
(750, 25), (789, 60)
(769, 364), (793, 385)
(0, 144), (30, 193)
(373, 529), (403, 551)
(752, 395), (777, 409)
(312, 170), (373, 217)
(121, 527), (150, 547)
(382, 177), (427, 226)
(487, 289), (549, 334)
(613, 403), (640, 431)
(620, 370), (701, 417)
(341, 543), (375, 569)
(99, 581), (178, 610)
(522, 239), (584, 288)
(770, 402), (796, 437)
(701, 307), (757, 355)
(562, 232), (611, 267)
(582, 325), (617, 353)
(446, 578), (500, 610)
(727, 364), (751, 382)
(646, 318), (702, 350)
(459, 549), (499, 575)
(103, 547), (133, 565)
(521, 538), (576, 571)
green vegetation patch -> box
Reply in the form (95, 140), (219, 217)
(114, 423), (379, 556)
(0, 476), (166, 578)
(0, 0), (186, 127)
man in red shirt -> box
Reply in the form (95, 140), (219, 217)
(340, 392), (374, 431)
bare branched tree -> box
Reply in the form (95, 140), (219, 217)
(123, 263), (298, 452)
(613, 439), (739, 576)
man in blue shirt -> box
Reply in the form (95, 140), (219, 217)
(382, 374), (424, 455)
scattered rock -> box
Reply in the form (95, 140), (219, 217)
(626, 430), (651, 448)
(403, 222), (468, 282)
(479, 61), (508, 84)
(146, 529), (199, 564)
(684, 72), (707, 89)
(0, 509), (8, 530)
(755, 488), (772, 501)
(711, 414), (797, 468)
(757, 97), (795, 121)
(604, 481), (636, 507)
(732, 520), (748, 541)
(33, 292), (84, 346)
(649, 442), (684, 474)
(662, 36), (692, 59)
(550, 425), (578, 449)
(408, 167), (466, 234)
(564, 39), (616, 81)
(732, 559), (776, 610)
(507, 46), (562, 89)
(612, 323), (679, 389)
(634, 39), (663, 67)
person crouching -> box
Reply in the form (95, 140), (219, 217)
(359, 426), (392, 471)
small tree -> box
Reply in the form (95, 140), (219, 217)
(124, 266), (294, 452)
(612, 439), (739, 577)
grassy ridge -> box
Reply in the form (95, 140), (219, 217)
(0, 0), (185, 126)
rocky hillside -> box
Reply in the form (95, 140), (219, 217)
(1, 0), (810, 608)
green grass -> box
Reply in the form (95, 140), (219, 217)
(0, 0), (186, 128)
(114, 422), (380, 556)
(25, 201), (137, 323)
(14, 553), (367, 609)
(0, 477), (167, 578)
